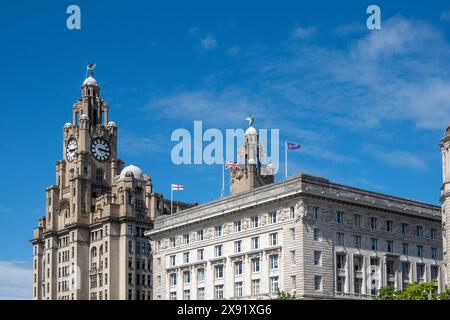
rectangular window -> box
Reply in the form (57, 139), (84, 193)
(313, 228), (320, 241)
(183, 234), (190, 245)
(215, 226), (223, 237)
(402, 243), (409, 255)
(183, 271), (191, 284)
(336, 232), (344, 246)
(371, 238), (378, 251)
(214, 245), (223, 257)
(252, 279), (260, 295)
(401, 223), (409, 235)
(270, 254), (279, 270)
(336, 254), (346, 269)
(354, 214), (361, 227)
(417, 245), (423, 257)
(234, 240), (242, 253)
(270, 277), (279, 294)
(290, 250), (296, 265)
(183, 252), (190, 264)
(214, 285), (224, 299)
(336, 211), (344, 224)
(128, 224), (133, 236)
(314, 275), (322, 291)
(251, 216), (259, 228)
(386, 220), (394, 232)
(215, 265), (224, 279)
(314, 251), (321, 266)
(234, 261), (243, 275)
(269, 211), (277, 224)
(197, 230), (204, 241)
(235, 282), (243, 297)
(183, 290), (190, 300)
(291, 275), (297, 289)
(197, 268), (205, 282)
(336, 276), (345, 293)
(290, 228), (296, 240)
(252, 258), (260, 273)
(170, 292), (176, 300)
(387, 240), (394, 253)
(234, 220), (241, 232)
(169, 255), (176, 266)
(269, 233), (278, 246)
(416, 226), (423, 237)
(313, 206), (319, 220)
(354, 235), (362, 249)
(354, 256), (363, 271)
(197, 287), (205, 300)
(417, 264), (425, 281)
(354, 278), (362, 294)
(170, 237), (176, 247)
(169, 274), (177, 286)
(431, 266), (439, 280)
(402, 262), (410, 279)
(251, 236), (260, 250)
(197, 249), (204, 261)
(370, 217), (378, 230)
(386, 260), (394, 276)
(432, 247), (438, 259)
(431, 228), (437, 240)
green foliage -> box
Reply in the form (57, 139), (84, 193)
(275, 290), (299, 300)
(377, 280), (450, 300)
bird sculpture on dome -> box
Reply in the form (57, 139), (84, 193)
(86, 62), (96, 76)
(245, 115), (255, 127)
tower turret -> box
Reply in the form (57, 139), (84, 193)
(229, 117), (274, 195)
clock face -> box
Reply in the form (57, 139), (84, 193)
(66, 138), (78, 162)
(91, 138), (111, 162)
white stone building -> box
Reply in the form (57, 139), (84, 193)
(146, 127), (443, 300)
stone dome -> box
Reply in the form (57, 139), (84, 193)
(64, 122), (72, 128)
(119, 164), (144, 180)
(245, 126), (257, 135)
(82, 76), (98, 86)
(79, 114), (89, 121)
(107, 121), (117, 127)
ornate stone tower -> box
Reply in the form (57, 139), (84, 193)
(229, 119), (274, 195)
(440, 123), (450, 288)
(31, 65), (195, 300)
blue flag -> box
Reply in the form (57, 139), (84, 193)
(287, 142), (301, 150)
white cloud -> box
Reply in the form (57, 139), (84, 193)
(291, 26), (317, 39)
(362, 145), (427, 170)
(119, 133), (165, 156)
(0, 261), (31, 300)
(226, 46), (240, 56)
(440, 11), (450, 22)
(200, 34), (218, 50)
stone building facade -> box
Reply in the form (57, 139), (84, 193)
(31, 72), (193, 300)
(146, 128), (443, 300)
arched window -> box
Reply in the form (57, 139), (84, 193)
(91, 247), (97, 271)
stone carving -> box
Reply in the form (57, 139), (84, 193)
(295, 199), (307, 221)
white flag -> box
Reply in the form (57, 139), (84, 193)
(171, 184), (184, 191)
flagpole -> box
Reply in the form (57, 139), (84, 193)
(170, 186), (173, 215)
(285, 141), (288, 179)
(221, 161), (225, 198)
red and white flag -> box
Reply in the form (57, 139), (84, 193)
(225, 162), (240, 169)
(171, 184), (184, 191)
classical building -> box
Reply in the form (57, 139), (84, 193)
(31, 69), (194, 300)
(146, 126), (443, 300)
(440, 124), (450, 288)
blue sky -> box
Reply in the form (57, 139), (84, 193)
(1, 0), (450, 298)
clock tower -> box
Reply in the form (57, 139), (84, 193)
(31, 65), (195, 300)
